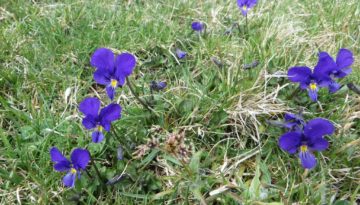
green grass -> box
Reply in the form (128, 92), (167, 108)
(1, 0), (359, 204)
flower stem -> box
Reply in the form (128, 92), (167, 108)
(287, 87), (301, 100)
(91, 158), (105, 185)
(245, 14), (248, 35)
(85, 169), (93, 179)
(111, 126), (122, 143)
(126, 77), (158, 116)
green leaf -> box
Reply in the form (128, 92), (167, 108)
(333, 200), (351, 205)
(260, 162), (271, 184)
(178, 99), (195, 113)
(192, 188), (206, 205)
(209, 109), (228, 126)
(139, 149), (160, 168)
(189, 150), (202, 174)
(151, 189), (174, 200)
(120, 192), (148, 199)
(249, 155), (261, 199)
(163, 154), (182, 166)
(20, 126), (36, 140)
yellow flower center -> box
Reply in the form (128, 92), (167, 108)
(309, 83), (317, 90)
(243, 5), (247, 10)
(70, 168), (77, 174)
(111, 79), (118, 88)
(97, 125), (104, 132)
(300, 145), (308, 152)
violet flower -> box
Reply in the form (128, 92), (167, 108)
(268, 112), (304, 131)
(150, 81), (167, 91)
(288, 56), (333, 101)
(191, 21), (205, 32)
(50, 147), (90, 187)
(278, 118), (334, 169)
(79, 97), (121, 143)
(315, 49), (354, 93)
(176, 48), (187, 59)
(283, 113), (305, 131)
(237, 0), (258, 16)
(91, 48), (136, 100)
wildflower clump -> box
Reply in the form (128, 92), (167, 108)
(288, 49), (353, 101)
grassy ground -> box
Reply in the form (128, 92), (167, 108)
(1, 0), (359, 204)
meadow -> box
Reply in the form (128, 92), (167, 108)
(1, 0), (359, 204)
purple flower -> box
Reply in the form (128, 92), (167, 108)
(191, 21), (205, 32)
(278, 118), (334, 169)
(91, 48), (136, 100)
(268, 112), (304, 131)
(79, 97), (121, 143)
(50, 147), (90, 187)
(150, 81), (167, 91)
(283, 113), (304, 131)
(237, 0), (258, 16)
(288, 56), (333, 101)
(176, 48), (187, 59)
(314, 49), (354, 93)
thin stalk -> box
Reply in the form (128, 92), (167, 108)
(85, 169), (93, 179)
(287, 87), (301, 100)
(234, 22), (241, 34)
(179, 158), (193, 177)
(150, 88), (155, 105)
(91, 158), (105, 185)
(112, 126), (131, 156)
(245, 14), (248, 35)
(126, 77), (158, 116)
(111, 126), (122, 144)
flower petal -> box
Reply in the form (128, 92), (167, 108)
(278, 132), (301, 154)
(99, 103), (122, 124)
(309, 138), (329, 151)
(50, 147), (68, 162)
(94, 68), (112, 85)
(241, 8), (248, 16)
(54, 161), (71, 172)
(92, 131), (105, 143)
(314, 52), (337, 77)
(63, 172), (76, 187)
(299, 151), (317, 169)
(307, 88), (318, 102)
(284, 113), (303, 122)
(299, 82), (308, 90)
(90, 48), (115, 71)
(318, 79), (331, 87)
(82, 116), (97, 130)
(70, 148), (90, 170)
(283, 122), (301, 131)
(79, 97), (100, 117)
(150, 81), (167, 91)
(237, 0), (257, 8)
(328, 81), (340, 93)
(247, 0), (258, 8)
(336, 48), (354, 69)
(102, 121), (111, 132)
(191, 22), (204, 31)
(284, 113), (296, 121)
(334, 68), (352, 78)
(304, 118), (335, 139)
(115, 53), (136, 78)
(50, 147), (71, 172)
(237, 0), (246, 6)
(106, 86), (116, 100)
(287, 66), (312, 83)
(176, 49), (187, 59)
